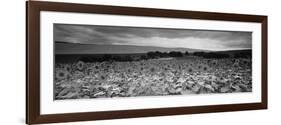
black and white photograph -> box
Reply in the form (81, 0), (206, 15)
(54, 24), (252, 100)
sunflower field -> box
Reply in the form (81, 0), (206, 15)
(54, 57), (252, 100)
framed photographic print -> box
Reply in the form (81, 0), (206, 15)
(26, 1), (268, 124)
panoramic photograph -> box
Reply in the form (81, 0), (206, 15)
(54, 24), (252, 100)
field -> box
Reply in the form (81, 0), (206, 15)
(54, 55), (252, 100)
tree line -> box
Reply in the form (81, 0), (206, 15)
(79, 50), (251, 62)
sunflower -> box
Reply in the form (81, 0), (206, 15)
(163, 66), (169, 71)
(216, 76), (227, 84)
(97, 74), (108, 82)
(94, 65), (99, 70)
(139, 66), (144, 71)
(76, 61), (85, 71)
(207, 75), (216, 81)
(55, 69), (68, 80)
(150, 67), (156, 73)
(233, 62), (240, 68)
(178, 64), (183, 70)
(213, 60), (218, 65)
(242, 59), (250, 66)
(63, 64), (72, 73)
(196, 64), (204, 72)
(86, 67), (95, 76)
(233, 59), (240, 68)
(234, 59), (240, 63)
(127, 68), (132, 73)
(167, 64), (170, 68)
(201, 64), (210, 72)
(100, 75), (106, 80)
(187, 67), (194, 73)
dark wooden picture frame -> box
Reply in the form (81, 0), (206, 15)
(26, 1), (267, 124)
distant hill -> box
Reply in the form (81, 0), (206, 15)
(214, 49), (252, 55)
(55, 41), (208, 54)
(206, 49), (252, 58)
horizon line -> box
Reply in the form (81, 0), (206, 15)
(55, 41), (252, 52)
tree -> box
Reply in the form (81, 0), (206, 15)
(102, 54), (112, 61)
(169, 51), (183, 57)
(185, 51), (189, 55)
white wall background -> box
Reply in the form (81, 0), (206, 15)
(0, 0), (279, 124)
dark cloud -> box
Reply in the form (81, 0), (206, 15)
(54, 24), (252, 50)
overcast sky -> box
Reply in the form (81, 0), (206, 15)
(54, 24), (252, 51)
